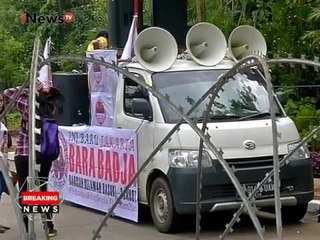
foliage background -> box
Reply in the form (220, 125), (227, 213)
(0, 0), (319, 88)
(0, 0), (107, 90)
(1, 0), (320, 163)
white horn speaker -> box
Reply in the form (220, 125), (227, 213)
(228, 25), (267, 61)
(134, 27), (178, 72)
(186, 22), (227, 66)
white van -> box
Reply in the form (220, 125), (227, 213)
(114, 58), (313, 233)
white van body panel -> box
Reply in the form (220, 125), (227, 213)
(153, 118), (300, 159)
(114, 61), (306, 206)
(113, 70), (158, 204)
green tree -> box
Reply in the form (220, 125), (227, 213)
(0, 0), (108, 89)
(304, 0), (320, 51)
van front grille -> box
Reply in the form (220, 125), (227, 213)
(204, 185), (236, 199)
(226, 155), (285, 170)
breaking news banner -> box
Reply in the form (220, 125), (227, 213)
(21, 191), (59, 214)
(48, 126), (138, 222)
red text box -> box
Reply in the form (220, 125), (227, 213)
(21, 192), (59, 205)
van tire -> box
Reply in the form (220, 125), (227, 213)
(149, 177), (179, 233)
(282, 204), (308, 223)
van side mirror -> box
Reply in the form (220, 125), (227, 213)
(132, 98), (153, 121)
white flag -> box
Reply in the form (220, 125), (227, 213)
(38, 37), (54, 89)
(121, 15), (138, 60)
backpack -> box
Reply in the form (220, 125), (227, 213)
(40, 117), (60, 162)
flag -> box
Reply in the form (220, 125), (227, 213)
(38, 37), (54, 89)
(121, 15), (138, 60)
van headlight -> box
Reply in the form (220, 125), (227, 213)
(287, 142), (310, 161)
(169, 150), (213, 168)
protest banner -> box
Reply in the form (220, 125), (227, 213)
(90, 92), (114, 127)
(49, 125), (138, 222)
(86, 50), (118, 127)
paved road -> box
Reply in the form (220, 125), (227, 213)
(1, 195), (320, 240)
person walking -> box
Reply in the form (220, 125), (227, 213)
(2, 82), (62, 237)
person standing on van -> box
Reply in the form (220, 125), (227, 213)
(2, 81), (62, 237)
(87, 30), (109, 51)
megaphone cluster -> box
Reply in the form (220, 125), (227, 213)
(186, 22), (227, 66)
(228, 25), (267, 62)
(134, 23), (267, 72)
(134, 27), (178, 72)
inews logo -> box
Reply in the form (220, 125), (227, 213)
(20, 10), (74, 24)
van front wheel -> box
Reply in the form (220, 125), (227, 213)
(282, 204), (308, 223)
(150, 177), (179, 233)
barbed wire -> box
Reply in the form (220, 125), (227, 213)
(290, 117), (320, 119)
(274, 85), (320, 88)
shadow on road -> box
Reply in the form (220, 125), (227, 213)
(136, 204), (305, 234)
(62, 201), (307, 236)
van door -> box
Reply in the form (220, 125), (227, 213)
(114, 75), (155, 204)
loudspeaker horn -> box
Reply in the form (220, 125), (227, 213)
(134, 27), (178, 72)
(186, 22), (227, 66)
(228, 25), (267, 61)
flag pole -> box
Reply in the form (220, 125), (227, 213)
(120, 1), (139, 60)
(133, 0), (139, 16)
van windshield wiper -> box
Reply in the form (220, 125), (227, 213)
(193, 115), (241, 122)
(237, 112), (281, 121)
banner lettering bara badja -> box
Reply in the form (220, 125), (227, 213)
(49, 125), (138, 222)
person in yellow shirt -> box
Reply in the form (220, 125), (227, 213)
(87, 30), (109, 51)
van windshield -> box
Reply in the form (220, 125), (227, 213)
(152, 69), (284, 123)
